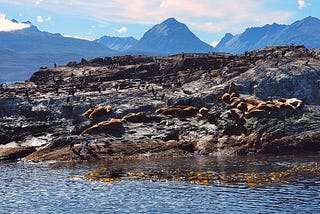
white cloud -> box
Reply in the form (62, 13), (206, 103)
(1, 0), (295, 35)
(298, 0), (309, 9)
(37, 15), (52, 23)
(0, 13), (30, 32)
(37, 15), (44, 23)
(35, 0), (43, 6)
(117, 27), (127, 33)
(210, 40), (220, 47)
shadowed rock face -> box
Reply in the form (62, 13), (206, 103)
(1, 45), (320, 162)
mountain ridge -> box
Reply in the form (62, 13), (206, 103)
(129, 17), (216, 54)
(216, 16), (320, 54)
(94, 36), (138, 52)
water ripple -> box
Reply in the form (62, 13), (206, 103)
(1, 154), (320, 213)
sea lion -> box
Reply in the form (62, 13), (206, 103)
(155, 106), (169, 114)
(80, 118), (124, 135)
(156, 105), (198, 117)
(285, 98), (304, 110)
(82, 107), (94, 118)
(122, 112), (146, 123)
(178, 106), (198, 117)
(86, 105), (112, 120)
(245, 109), (266, 118)
(161, 107), (181, 116)
(230, 92), (240, 98)
(254, 102), (278, 111)
(221, 93), (231, 104)
(272, 100), (286, 110)
(236, 102), (255, 112)
(228, 109), (246, 127)
(244, 98), (264, 106)
(173, 105), (193, 109)
(198, 107), (209, 117)
(229, 98), (243, 108)
(228, 82), (237, 94)
(236, 116), (246, 127)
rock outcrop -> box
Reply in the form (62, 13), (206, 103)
(1, 45), (320, 162)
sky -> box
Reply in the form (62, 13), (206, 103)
(0, 0), (319, 47)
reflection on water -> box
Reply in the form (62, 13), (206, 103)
(1, 153), (320, 213)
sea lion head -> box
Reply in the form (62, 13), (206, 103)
(221, 93), (231, 104)
(198, 107), (209, 117)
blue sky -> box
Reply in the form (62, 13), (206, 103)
(0, 0), (319, 46)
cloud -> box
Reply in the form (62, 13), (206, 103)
(298, 0), (309, 9)
(0, 13), (30, 32)
(37, 15), (52, 23)
(117, 27), (127, 33)
(35, 0), (43, 6)
(37, 15), (43, 23)
(2, 0), (295, 34)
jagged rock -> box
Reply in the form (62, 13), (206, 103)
(1, 45), (320, 162)
(0, 147), (37, 161)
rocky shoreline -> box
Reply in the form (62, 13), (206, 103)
(1, 45), (320, 162)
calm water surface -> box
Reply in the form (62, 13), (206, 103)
(1, 153), (320, 213)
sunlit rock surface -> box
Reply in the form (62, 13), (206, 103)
(0, 45), (320, 162)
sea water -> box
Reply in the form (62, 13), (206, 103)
(1, 153), (320, 213)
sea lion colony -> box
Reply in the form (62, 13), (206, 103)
(0, 44), (319, 162)
(221, 82), (304, 130)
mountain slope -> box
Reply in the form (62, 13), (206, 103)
(0, 21), (117, 82)
(130, 18), (215, 55)
(216, 16), (320, 54)
(94, 36), (138, 52)
(216, 23), (286, 54)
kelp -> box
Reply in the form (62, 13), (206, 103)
(69, 162), (320, 187)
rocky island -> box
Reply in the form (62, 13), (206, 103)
(1, 45), (320, 162)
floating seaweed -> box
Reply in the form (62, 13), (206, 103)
(70, 162), (320, 187)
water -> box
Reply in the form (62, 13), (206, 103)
(1, 153), (320, 213)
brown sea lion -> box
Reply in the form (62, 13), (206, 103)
(80, 118), (124, 135)
(236, 102), (247, 112)
(174, 105), (192, 109)
(236, 116), (246, 127)
(245, 109), (266, 118)
(228, 82), (237, 94)
(178, 106), (199, 117)
(155, 106), (169, 114)
(244, 98), (264, 106)
(161, 107), (181, 115)
(82, 107), (94, 118)
(88, 105), (112, 120)
(272, 100), (286, 110)
(230, 92), (240, 98)
(122, 112), (146, 123)
(236, 102), (255, 112)
(229, 98), (243, 108)
(229, 109), (246, 127)
(198, 107), (209, 117)
(254, 102), (278, 111)
(221, 93), (231, 104)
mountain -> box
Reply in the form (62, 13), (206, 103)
(216, 23), (286, 54)
(216, 16), (320, 54)
(129, 18), (215, 55)
(94, 36), (138, 52)
(0, 20), (117, 82)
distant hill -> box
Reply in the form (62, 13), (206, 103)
(0, 21), (117, 82)
(129, 18), (215, 55)
(94, 36), (138, 52)
(216, 16), (320, 54)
